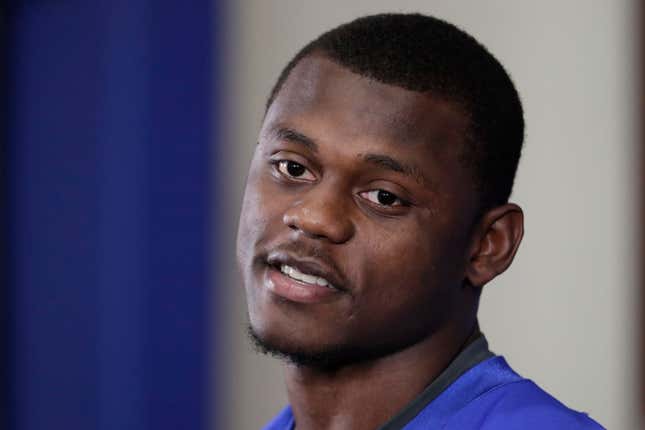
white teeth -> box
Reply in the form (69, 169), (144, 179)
(315, 277), (328, 287)
(280, 264), (334, 289)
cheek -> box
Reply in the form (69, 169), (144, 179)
(350, 220), (464, 328)
(236, 168), (281, 320)
(236, 161), (296, 279)
(362, 231), (438, 302)
(238, 164), (280, 239)
(237, 164), (272, 267)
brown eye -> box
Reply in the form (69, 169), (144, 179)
(276, 160), (316, 181)
(286, 161), (305, 176)
(376, 190), (396, 205)
(360, 190), (405, 207)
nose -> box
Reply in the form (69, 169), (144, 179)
(282, 185), (355, 244)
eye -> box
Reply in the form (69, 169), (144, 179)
(360, 190), (407, 207)
(275, 160), (316, 181)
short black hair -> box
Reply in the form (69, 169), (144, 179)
(266, 13), (524, 210)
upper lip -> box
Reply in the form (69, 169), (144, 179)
(266, 250), (347, 291)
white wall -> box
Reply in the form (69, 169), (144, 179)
(221, 1), (641, 429)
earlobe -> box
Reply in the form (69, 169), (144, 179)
(466, 203), (524, 288)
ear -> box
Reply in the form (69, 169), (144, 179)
(466, 203), (524, 288)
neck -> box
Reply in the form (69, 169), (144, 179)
(284, 320), (479, 430)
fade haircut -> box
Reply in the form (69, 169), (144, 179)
(266, 13), (524, 210)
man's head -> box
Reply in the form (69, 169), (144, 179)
(237, 13), (524, 369)
(267, 13), (524, 211)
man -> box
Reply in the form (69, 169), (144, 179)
(236, 13), (603, 430)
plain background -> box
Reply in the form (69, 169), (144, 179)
(218, 1), (642, 429)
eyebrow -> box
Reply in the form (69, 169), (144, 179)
(361, 153), (428, 185)
(273, 127), (318, 152)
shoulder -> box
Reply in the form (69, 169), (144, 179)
(444, 379), (604, 430)
(261, 406), (293, 430)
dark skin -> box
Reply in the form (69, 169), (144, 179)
(236, 54), (524, 430)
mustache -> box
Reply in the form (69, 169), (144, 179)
(276, 241), (338, 264)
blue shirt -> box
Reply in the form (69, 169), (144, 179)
(262, 349), (603, 429)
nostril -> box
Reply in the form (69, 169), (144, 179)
(282, 200), (354, 243)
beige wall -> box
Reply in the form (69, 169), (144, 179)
(220, 1), (641, 429)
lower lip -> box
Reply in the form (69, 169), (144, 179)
(264, 266), (342, 304)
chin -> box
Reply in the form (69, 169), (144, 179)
(247, 322), (418, 371)
(246, 288), (351, 361)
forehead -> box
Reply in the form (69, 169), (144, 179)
(263, 55), (468, 154)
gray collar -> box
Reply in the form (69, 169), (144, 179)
(378, 335), (494, 430)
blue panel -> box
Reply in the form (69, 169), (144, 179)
(144, 2), (213, 429)
(96, 1), (149, 429)
(8, 3), (103, 429)
(7, 0), (216, 429)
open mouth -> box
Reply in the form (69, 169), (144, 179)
(263, 257), (344, 304)
(277, 263), (337, 290)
